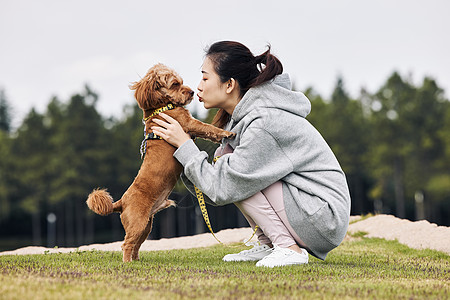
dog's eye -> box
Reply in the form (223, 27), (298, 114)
(172, 82), (180, 87)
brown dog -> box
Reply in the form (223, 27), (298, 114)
(86, 64), (234, 262)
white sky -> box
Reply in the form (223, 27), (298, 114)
(1, 0), (449, 127)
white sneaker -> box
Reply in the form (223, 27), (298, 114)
(223, 244), (273, 262)
(256, 246), (309, 267)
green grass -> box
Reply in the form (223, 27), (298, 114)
(349, 213), (373, 224)
(0, 237), (448, 299)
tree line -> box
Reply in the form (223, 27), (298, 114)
(0, 71), (449, 251)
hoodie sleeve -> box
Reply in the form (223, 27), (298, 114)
(173, 126), (294, 206)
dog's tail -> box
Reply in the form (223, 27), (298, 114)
(86, 188), (122, 215)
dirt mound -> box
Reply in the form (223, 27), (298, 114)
(1, 214), (448, 256)
(347, 214), (450, 254)
(0, 227), (257, 256)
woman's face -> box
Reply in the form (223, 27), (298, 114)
(197, 57), (229, 110)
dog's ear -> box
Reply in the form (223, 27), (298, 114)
(130, 79), (150, 110)
(130, 70), (165, 110)
(153, 80), (162, 90)
(148, 73), (166, 107)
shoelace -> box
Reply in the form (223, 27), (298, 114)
(242, 245), (268, 255)
(262, 246), (294, 259)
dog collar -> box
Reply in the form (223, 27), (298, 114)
(143, 103), (175, 123)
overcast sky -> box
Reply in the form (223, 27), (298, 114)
(1, 0), (449, 127)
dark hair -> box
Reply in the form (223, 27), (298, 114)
(205, 41), (283, 128)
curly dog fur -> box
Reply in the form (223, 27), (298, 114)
(86, 64), (234, 262)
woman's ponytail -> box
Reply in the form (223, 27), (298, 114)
(251, 46), (283, 88)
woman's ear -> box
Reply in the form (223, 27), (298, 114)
(226, 78), (238, 94)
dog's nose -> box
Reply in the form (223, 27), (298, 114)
(189, 90), (194, 97)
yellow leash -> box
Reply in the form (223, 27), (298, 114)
(194, 185), (225, 245)
(194, 155), (259, 246)
(194, 186), (259, 246)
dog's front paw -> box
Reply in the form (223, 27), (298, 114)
(212, 130), (235, 142)
(222, 131), (236, 139)
(224, 131), (235, 139)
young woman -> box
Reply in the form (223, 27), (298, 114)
(151, 41), (351, 267)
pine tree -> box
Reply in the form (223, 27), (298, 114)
(11, 109), (51, 245)
(0, 89), (11, 133)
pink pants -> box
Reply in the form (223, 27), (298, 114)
(215, 145), (307, 249)
(235, 181), (307, 248)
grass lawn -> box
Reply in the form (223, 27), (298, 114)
(0, 234), (448, 299)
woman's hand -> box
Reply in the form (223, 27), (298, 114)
(151, 113), (191, 148)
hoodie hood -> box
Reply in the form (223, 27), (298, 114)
(231, 73), (311, 123)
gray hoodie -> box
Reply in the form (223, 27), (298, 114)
(174, 73), (351, 260)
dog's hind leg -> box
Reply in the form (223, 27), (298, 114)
(150, 199), (176, 215)
(121, 209), (150, 262)
(131, 216), (153, 261)
(131, 199), (174, 261)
